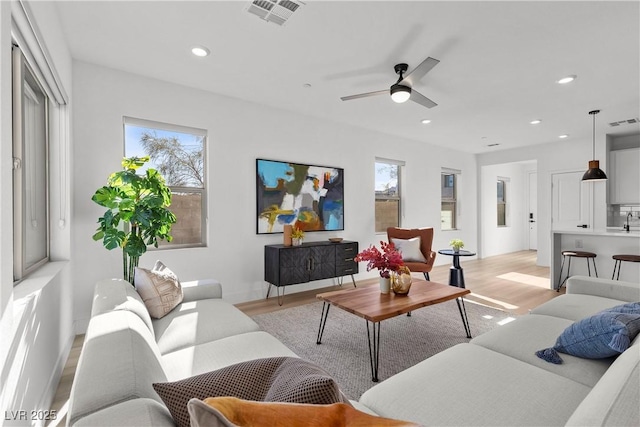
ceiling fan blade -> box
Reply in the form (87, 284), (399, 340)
(410, 90), (437, 109)
(400, 57), (440, 87)
(340, 89), (388, 101)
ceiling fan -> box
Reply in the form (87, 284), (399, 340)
(340, 57), (440, 109)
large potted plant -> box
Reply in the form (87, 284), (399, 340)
(92, 156), (176, 284)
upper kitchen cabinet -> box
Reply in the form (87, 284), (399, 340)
(609, 147), (640, 204)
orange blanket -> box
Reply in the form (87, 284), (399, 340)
(201, 396), (421, 427)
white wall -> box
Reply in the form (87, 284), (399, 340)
(71, 61), (478, 330)
(0, 2), (74, 424)
(480, 162), (529, 257)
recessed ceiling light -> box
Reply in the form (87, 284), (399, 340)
(530, 119), (542, 125)
(191, 46), (210, 57)
(421, 119), (431, 124)
(559, 134), (569, 139)
(557, 75), (577, 84)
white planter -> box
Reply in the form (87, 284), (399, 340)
(379, 277), (391, 294)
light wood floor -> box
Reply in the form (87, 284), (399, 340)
(48, 250), (559, 425)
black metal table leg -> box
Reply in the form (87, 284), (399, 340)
(366, 320), (381, 382)
(316, 302), (331, 344)
(456, 297), (472, 338)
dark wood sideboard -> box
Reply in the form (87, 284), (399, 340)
(264, 240), (359, 304)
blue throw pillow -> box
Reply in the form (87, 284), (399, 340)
(603, 302), (640, 315)
(536, 308), (640, 364)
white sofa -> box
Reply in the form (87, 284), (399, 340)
(355, 276), (640, 426)
(68, 276), (640, 426)
(67, 278), (297, 426)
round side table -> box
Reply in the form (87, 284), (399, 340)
(438, 249), (476, 288)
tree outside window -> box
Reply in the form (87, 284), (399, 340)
(124, 117), (206, 247)
(375, 161), (401, 232)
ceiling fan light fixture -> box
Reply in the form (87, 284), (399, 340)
(582, 109), (607, 182)
(390, 84), (411, 103)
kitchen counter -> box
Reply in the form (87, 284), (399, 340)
(551, 230), (640, 285)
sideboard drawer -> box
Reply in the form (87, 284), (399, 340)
(336, 242), (358, 261)
(336, 262), (358, 276)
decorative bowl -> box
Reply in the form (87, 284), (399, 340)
(328, 237), (343, 243)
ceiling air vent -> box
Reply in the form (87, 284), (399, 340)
(246, 0), (304, 26)
(608, 118), (640, 127)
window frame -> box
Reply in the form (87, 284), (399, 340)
(123, 116), (207, 249)
(441, 169), (460, 231)
(374, 158), (403, 233)
(12, 46), (50, 282)
(497, 178), (508, 227)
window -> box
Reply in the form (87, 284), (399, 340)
(497, 179), (507, 226)
(124, 117), (206, 248)
(375, 159), (402, 232)
(441, 169), (460, 230)
(13, 47), (50, 281)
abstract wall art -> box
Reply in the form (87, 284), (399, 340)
(256, 159), (344, 234)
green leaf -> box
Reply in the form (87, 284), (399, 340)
(122, 156), (150, 171)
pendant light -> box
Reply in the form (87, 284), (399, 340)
(582, 109), (608, 181)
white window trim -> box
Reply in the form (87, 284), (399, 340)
(123, 117), (208, 249)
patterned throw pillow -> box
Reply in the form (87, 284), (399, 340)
(134, 260), (183, 319)
(536, 303), (640, 364)
(391, 237), (427, 263)
(153, 357), (348, 427)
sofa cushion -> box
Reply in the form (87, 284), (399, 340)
(187, 397), (419, 427)
(91, 278), (154, 332)
(535, 310), (640, 364)
(67, 311), (167, 426)
(135, 260), (184, 319)
(565, 347), (640, 426)
(390, 237), (426, 263)
(154, 357), (348, 427)
(72, 398), (174, 427)
(153, 298), (261, 355)
(359, 343), (591, 426)
(531, 293), (632, 322)
(471, 314), (613, 387)
(162, 331), (298, 381)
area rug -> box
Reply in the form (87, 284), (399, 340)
(253, 299), (516, 400)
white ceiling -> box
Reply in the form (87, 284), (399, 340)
(53, 1), (640, 154)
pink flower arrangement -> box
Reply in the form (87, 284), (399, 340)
(354, 241), (404, 278)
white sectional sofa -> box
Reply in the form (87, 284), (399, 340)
(356, 276), (640, 426)
(68, 275), (640, 426)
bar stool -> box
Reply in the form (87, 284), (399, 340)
(611, 254), (640, 280)
(557, 250), (598, 291)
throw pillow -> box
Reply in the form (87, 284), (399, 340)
(153, 357), (348, 427)
(535, 309), (640, 364)
(187, 397), (421, 427)
(391, 237), (427, 263)
(603, 301), (640, 315)
(134, 260), (183, 319)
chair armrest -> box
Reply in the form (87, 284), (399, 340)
(181, 279), (223, 302)
(426, 251), (436, 268)
(566, 276), (640, 302)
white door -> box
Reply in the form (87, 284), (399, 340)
(528, 172), (537, 250)
(551, 171), (591, 230)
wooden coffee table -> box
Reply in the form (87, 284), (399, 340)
(316, 280), (471, 382)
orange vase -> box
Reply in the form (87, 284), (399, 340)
(283, 225), (293, 246)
